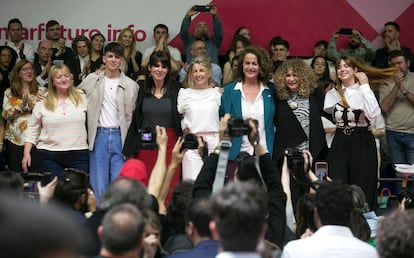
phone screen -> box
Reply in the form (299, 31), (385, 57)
(315, 162), (328, 181)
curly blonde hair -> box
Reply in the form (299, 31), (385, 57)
(274, 58), (317, 100)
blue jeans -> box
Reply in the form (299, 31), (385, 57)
(89, 127), (125, 202)
(386, 130), (414, 165)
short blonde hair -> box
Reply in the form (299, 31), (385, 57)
(45, 64), (84, 111)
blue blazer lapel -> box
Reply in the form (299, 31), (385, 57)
(232, 88), (243, 118)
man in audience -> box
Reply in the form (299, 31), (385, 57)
(373, 21), (414, 72)
(167, 198), (219, 258)
(269, 36), (290, 72)
(142, 24), (182, 70)
(180, 4), (223, 64)
(99, 203), (146, 258)
(328, 28), (375, 65)
(34, 40), (53, 87)
(282, 182), (378, 258)
(379, 50), (414, 165)
(179, 40), (222, 86)
(45, 19), (73, 65)
(209, 181), (268, 257)
(5, 18), (35, 63)
(376, 210), (414, 258)
(79, 42), (139, 202)
(85, 177), (152, 256)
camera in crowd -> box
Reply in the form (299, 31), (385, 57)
(21, 172), (53, 192)
(193, 4), (211, 12)
(180, 133), (199, 152)
(139, 127), (157, 150)
(285, 147), (307, 182)
(398, 190), (414, 210)
(227, 117), (258, 137)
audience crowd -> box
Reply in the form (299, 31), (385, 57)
(1, 4), (414, 258)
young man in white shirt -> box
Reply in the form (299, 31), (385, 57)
(79, 42), (139, 202)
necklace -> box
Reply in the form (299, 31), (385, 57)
(288, 93), (299, 110)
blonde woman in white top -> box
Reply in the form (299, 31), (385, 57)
(177, 56), (221, 180)
(22, 64), (88, 177)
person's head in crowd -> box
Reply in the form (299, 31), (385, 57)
(0, 45), (17, 72)
(99, 203), (145, 258)
(45, 20), (61, 41)
(190, 40), (208, 59)
(187, 55), (213, 88)
(376, 210), (414, 258)
(118, 159), (149, 186)
(314, 182), (354, 228)
(185, 197), (213, 244)
(383, 21), (400, 43)
(0, 194), (90, 258)
(167, 180), (194, 232)
(346, 29), (364, 49)
(0, 171), (24, 195)
(350, 184), (370, 213)
(269, 36), (290, 61)
(311, 55), (330, 80)
(53, 168), (90, 212)
(234, 151), (262, 185)
(7, 18), (23, 44)
(45, 64), (83, 111)
(230, 35), (251, 58)
(388, 50), (410, 77)
(11, 59), (38, 98)
(236, 45), (272, 83)
(194, 21), (210, 41)
(37, 40), (53, 65)
(143, 210), (163, 257)
(90, 33), (105, 56)
(144, 50), (173, 95)
(349, 209), (371, 242)
(274, 58), (317, 100)
(153, 24), (170, 44)
(117, 27), (136, 60)
(71, 35), (91, 58)
(312, 40), (328, 58)
(230, 55), (239, 80)
(210, 181), (268, 252)
(99, 177), (152, 213)
(234, 26), (251, 41)
(103, 42), (124, 74)
(295, 193), (317, 238)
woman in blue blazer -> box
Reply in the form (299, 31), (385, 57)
(219, 46), (276, 176)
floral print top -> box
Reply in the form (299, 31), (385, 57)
(2, 88), (38, 146)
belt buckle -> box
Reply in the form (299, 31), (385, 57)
(342, 126), (353, 136)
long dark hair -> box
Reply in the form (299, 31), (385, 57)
(143, 50), (172, 96)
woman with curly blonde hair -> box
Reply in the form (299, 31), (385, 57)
(273, 58), (328, 171)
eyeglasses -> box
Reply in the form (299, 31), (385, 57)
(21, 67), (34, 73)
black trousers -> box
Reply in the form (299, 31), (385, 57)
(328, 128), (378, 210)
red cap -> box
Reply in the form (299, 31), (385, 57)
(118, 159), (148, 186)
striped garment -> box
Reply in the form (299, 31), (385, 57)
(25, 95), (88, 151)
